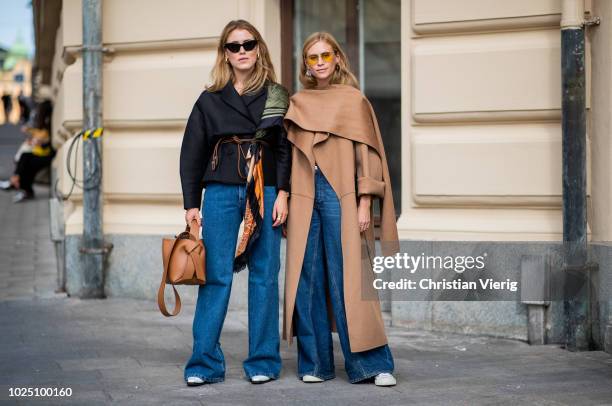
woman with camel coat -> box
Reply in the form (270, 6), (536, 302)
(283, 32), (400, 386)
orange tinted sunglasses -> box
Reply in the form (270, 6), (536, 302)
(305, 51), (335, 66)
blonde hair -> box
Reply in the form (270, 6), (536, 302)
(299, 32), (359, 89)
(207, 20), (277, 94)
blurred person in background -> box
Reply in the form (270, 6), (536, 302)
(0, 96), (54, 202)
(1, 92), (13, 124)
(18, 89), (31, 124)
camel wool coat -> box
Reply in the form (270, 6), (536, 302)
(282, 84), (399, 352)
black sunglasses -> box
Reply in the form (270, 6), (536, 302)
(224, 39), (258, 53)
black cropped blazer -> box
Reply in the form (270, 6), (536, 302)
(179, 80), (291, 210)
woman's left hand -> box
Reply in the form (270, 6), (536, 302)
(272, 190), (289, 227)
(358, 195), (371, 232)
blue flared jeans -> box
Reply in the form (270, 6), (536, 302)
(294, 169), (394, 383)
(184, 183), (282, 382)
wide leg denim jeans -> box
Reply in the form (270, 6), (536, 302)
(294, 169), (394, 383)
(184, 183), (282, 382)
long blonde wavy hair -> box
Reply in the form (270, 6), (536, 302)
(299, 32), (359, 89)
(207, 20), (277, 94)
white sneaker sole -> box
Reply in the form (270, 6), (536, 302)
(250, 375), (272, 384)
(374, 376), (397, 386)
(186, 377), (205, 386)
(302, 375), (324, 383)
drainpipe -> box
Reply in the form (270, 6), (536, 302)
(561, 0), (598, 351)
(80, 0), (105, 298)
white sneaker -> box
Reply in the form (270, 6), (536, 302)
(374, 373), (396, 386)
(186, 376), (204, 386)
(302, 375), (324, 383)
(250, 375), (271, 384)
(0, 180), (13, 190)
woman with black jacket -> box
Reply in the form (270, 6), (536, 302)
(179, 19), (291, 386)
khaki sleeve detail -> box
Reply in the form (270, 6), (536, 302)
(355, 142), (385, 198)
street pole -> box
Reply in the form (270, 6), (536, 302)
(80, 0), (105, 298)
(561, 0), (594, 351)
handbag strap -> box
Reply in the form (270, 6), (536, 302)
(157, 235), (183, 317)
(186, 219), (205, 280)
(187, 218), (201, 240)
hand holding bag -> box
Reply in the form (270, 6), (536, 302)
(157, 219), (206, 316)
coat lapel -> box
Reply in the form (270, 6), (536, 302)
(220, 80), (253, 123)
(220, 80), (268, 125)
(243, 85), (267, 124)
(242, 85), (266, 106)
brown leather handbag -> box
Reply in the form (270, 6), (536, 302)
(157, 219), (206, 317)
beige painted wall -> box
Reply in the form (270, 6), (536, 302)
(50, 0), (281, 235)
(397, 0), (573, 241)
(590, 0), (612, 242)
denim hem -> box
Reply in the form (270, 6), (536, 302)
(245, 371), (280, 380)
(184, 374), (225, 384)
(348, 370), (393, 384)
(298, 371), (336, 381)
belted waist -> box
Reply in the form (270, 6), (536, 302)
(210, 136), (270, 179)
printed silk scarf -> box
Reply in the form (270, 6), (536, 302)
(234, 83), (289, 272)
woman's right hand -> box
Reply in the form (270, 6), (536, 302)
(185, 208), (201, 227)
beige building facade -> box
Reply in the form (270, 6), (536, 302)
(34, 0), (612, 351)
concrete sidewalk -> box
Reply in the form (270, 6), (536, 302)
(1, 123), (612, 405)
(2, 296), (612, 406)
